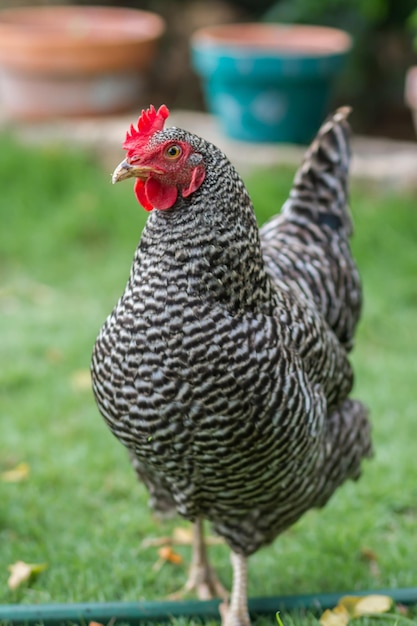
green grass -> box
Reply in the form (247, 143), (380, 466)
(1, 134), (417, 623)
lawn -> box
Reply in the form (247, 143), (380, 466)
(1, 133), (416, 623)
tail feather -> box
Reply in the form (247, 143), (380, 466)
(283, 106), (353, 237)
(260, 106), (361, 350)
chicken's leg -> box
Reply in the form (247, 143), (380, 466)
(220, 551), (250, 626)
(170, 518), (228, 600)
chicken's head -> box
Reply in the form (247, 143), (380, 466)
(112, 105), (206, 211)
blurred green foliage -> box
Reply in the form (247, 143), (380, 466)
(262, 0), (416, 135)
(408, 8), (417, 51)
(262, 0), (413, 24)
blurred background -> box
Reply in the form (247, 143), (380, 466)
(0, 0), (416, 139)
(2, 0), (417, 612)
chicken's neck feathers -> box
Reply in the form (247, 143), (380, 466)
(129, 149), (276, 314)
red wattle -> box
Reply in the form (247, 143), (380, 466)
(145, 177), (178, 210)
(133, 177), (178, 211)
(134, 179), (154, 212)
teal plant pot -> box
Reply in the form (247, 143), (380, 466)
(191, 23), (352, 144)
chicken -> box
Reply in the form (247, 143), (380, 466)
(91, 105), (372, 626)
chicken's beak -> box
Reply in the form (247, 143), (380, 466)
(112, 159), (156, 184)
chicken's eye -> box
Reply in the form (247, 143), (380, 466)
(165, 144), (182, 160)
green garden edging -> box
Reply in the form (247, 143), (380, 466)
(1, 587), (417, 625)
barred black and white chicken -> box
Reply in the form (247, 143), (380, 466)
(91, 105), (372, 626)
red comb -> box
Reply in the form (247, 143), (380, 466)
(123, 104), (170, 155)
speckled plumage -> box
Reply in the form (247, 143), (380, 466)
(91, 108), (371, 559)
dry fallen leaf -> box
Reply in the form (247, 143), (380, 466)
(7, 561), (47, 590)
(158, 546), (183, 564)
(360, 547), (378, 562)
(152, 546), (183, 573)
(320, 594), (393, 626)
(353, 595), (393, 616)
(142, 526), (224, 549)
(71, 369), (92, 392)
(320, 604), (350, 626)
(396, 604), (409, 616)
(172, 526), (194, 544)
(172, 526), (224, 546)
(360, 547), (380, 578)
(1, 463), (30, 483)
(45, 347), (63, 364)
(89, 619), (116, 626)
(144, 526), (224, 576)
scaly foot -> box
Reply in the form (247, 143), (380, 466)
(219, 552), (251, 626)
(168, 518), (229, 601)
(170, 558), (229, 601)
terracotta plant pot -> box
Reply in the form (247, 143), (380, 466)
(191, 23), (352, 143)
(0, 5), (165, 120)
(405, 66), (417, 138)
